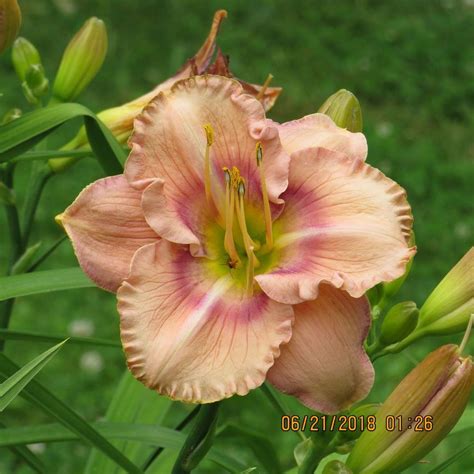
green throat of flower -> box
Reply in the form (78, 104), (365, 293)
(203, 124), (279, 297)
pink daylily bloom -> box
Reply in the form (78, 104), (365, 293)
(60, 75), (415, 413)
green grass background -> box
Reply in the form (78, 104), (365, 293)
(0, 0), (473, 472)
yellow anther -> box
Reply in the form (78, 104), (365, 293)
(256, 73), (274, 101)
(256, 143), (273, 250)
(204, 123), (214, 146)
(55, 213), (64, 228)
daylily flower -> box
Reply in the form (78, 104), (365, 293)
(49, 10), (281, 172)
(58, 75), (415, 413)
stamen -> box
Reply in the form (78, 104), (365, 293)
(256, 73), (274, 101)
(203, 124), (214, 208)
(223, 167), (241, 266)
(256, 142), (273, 249)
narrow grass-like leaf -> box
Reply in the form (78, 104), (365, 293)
(0, 267), (94, 301)
(0, 422), (245, 472)
(0, 340), (67, 412)
(0, 103), (125, 174)
(428, 441), (474, 473)
(0, 354), (142, 474)
(0, 329), (119, 348)
(85, 370), (173, 474)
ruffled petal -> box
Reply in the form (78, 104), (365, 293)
(127, 75), (289, 249)
(60, 175), (158, 292)
(256, 147), (415, 304)
(275, 113), (368, 160)
(118, 241), (294, 403)
(268, 285), (374, 414)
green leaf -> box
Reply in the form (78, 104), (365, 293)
(0, 329), (120, 348)
(428, 441), (474, 473)
(0, 340), (67, 412)
(0, 103), (125, 174)
(0, 353), (142, 474)
(85, 370), (173, 474)
(0, 422), (246, 472)
(0, 267), (94, 301)
(0, 422), (46, 474)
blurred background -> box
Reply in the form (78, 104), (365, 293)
(1, 0), (473, 472)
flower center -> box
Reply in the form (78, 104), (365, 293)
(203, 125), (277, 296)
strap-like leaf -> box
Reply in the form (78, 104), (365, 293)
(0, 267), (94, 301)
(0, 329), (119, 348)
(0, 422), (246, 473)
(0, 340), (67, 412)
(428, 440), (474, 473)
(0, 103), (125, 174)
(0, 353), (142, 474)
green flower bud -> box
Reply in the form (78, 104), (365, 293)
(417, 247), (473, 335)
(0, 0), (21, 54)
(1, 107), (21, 125)
(379, 301), (419, 346)
(318, 89), (363, 132)
(11, 242), (42, 275)
(322, 460), (353, 474)
(52, 17), (108, 102)
(347, 344), (473, 473)
(11, 37), (41, 82)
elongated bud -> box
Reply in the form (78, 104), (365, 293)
(347, 344), (473, 473)
(11, 37), (41, 81)
(1, 107), (21, 125)
(318, 89), (363, 132)
(0, 0), (21, 54)
(379, 301), (419, 345)
(53, 17), (108, 102)
(417, 247), (473, 335)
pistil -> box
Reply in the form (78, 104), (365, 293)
(256, 73), (274, 101)
(223, 167), (241, 266)
(256, 142), (273, 250)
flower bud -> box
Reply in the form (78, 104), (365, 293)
(52, 17), (108, 102)
(347, 344), (473, 473)
(379, 301), (419, 346)
(0, 0), (21, 54)
(417, 247), (473, 335)
(318, 89), (363, 132)
(11, 37), (41, 82)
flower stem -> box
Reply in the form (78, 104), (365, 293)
(171, 403), (220, 474)
(298, 436), (336, 474)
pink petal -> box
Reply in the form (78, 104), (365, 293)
(61, 175), (158, 292)
(256, 147), (415, 304)
(268, 285), (374, 414)
(127, 75), (289, 249)
(275, 113), (368, 160)
(118, 241), (294, 403)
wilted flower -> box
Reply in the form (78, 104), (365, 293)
(52, 17), (108, 102)
(58, 74), (414, 412)
(0, 0), (21, 54)
(48, 10), (282, 173)
(347, 343), (473, 473)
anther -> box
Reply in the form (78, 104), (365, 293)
(203, 124), (214, 208)
(256, 142), (273, 250)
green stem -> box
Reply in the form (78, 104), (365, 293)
(298, 436), (336, 474)
(171, 403), (220, 474)
(371, 329), (426, 361)
(21, 164), (53, 249)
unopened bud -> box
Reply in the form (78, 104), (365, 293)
(322, 460), (352, 474)
(53, 17), (108, 102)
(1, 107), (21, 125)
(379, 301), (419, 346)
(11, 242), (42, 275)
(11, 37), (41, 81)
(318, 89), (363, 132)
(417, 247), (473, 335)
(347, 344), (473, 473)
(0, 0), (21, 54)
